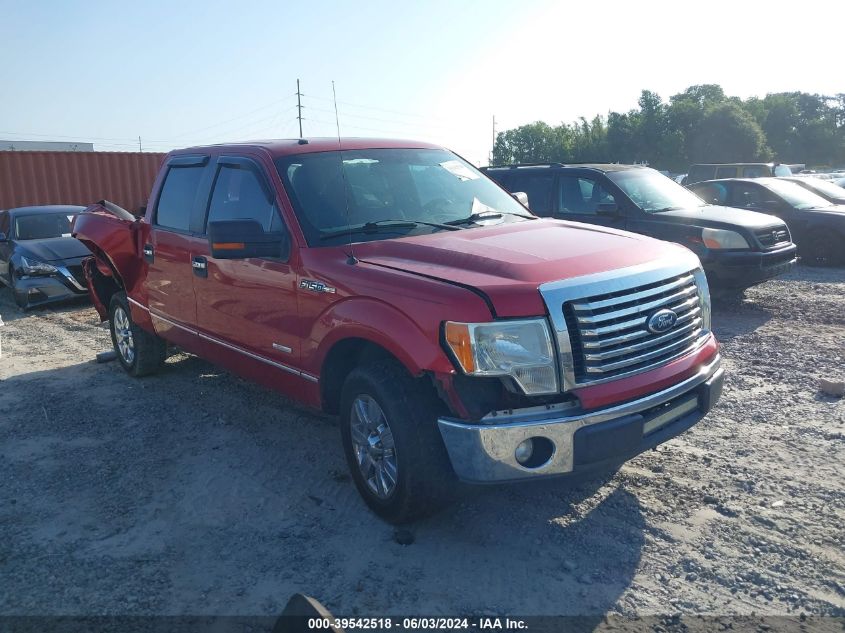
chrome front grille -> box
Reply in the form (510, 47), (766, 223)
(754, 225), (790, 249)
(563, 272), (704, 383)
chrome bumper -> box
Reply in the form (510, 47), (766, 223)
(437, 354), (723, 483)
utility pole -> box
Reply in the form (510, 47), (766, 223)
(138, 136), (142, 152)
(490, 115), (497, 164)
(296, 79), (304, 138)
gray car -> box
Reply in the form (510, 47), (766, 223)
(0, 205), (90, 309)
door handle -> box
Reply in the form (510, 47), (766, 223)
(191, 255), (208, 278)
(143, 244), (154, 263)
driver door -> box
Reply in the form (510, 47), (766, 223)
(192, 155), (303, 394)
(555, 174), (626, 229)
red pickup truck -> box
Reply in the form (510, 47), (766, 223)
(73, 138), (724, 523)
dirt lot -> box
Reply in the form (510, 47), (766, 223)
(0, 266), (843, 619)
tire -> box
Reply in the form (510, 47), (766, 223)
(109, 292), (166, 377)
(340, 359), (456, 524)
(804, 231), (844, 267)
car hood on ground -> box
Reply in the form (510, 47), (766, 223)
(354, 218), (696, 317)
(15, 237), (90, 263)
(655, 205), (785, 229)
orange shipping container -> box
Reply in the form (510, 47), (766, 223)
(0, 151), (166, 213)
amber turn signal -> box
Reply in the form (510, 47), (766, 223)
(444, 322), (474, 373)
(212, 242), (246, 250)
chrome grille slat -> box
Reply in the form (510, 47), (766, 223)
(563, 270), (706, 384)
(584, 330), (702, 373)
(570, 274), (695, 312)
(581, 306), (702, 348)
(754, 225), (790, 249)
(574, 285), (698, 325)
(584, 319), (702, 361)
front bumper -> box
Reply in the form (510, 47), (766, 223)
(13, 266), (89, 308)
(703, 244), (797, 288)
(437, 353), (723, 483)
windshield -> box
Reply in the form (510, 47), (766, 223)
(793, 177), (845, 200)
(275, 148), (533, 246)
(762, 179), (832, 209)
(606, 169), (706, 212)
(13, 212), (77, 240)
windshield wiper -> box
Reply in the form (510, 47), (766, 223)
(650, 206), (683, 213)
(446, 210), (534, 226)
(319, 218), (461, 241)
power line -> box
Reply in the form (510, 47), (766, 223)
(301, 93), (451, 123)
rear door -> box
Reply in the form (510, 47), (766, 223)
(145, 155), (211, 350)
(503, 170), (557, 216)
(191, 154), (303, 391)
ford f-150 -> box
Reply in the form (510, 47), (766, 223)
(72, 138), (724, 523)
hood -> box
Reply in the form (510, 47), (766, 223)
(353, 219), (695, 317)
(15, 236), (90, 262)
(803, 204), (845, 216)
(655, 205), (784, 229)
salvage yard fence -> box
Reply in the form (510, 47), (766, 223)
(0, 151), (167, 213)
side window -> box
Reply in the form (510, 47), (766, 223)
(731, 183), (766, 208)
(693, 183), (728, 205)
(207, 164), (282, 232)
(559, 176), (615, 215)
(742, 166), (766, 178)
(688, 166), (715, 183)
(715, 166), (737, 179)
(0, 211), (8, 236)
(510, 173), (554, 214)
(155, 165), (205, 231)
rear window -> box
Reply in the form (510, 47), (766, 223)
(155, 165), (205, 231)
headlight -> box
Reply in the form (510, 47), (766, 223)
(20, 256), (58, 276)
(692, 267), (712, 331)
(702, 228), (749, 250)
(444, 318), (558, 395)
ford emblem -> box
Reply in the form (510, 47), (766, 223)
(647, 308), (678, 334)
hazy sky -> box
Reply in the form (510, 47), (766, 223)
(1, 0), (841, 165)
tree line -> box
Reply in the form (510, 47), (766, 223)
(491, 85), (845, 172)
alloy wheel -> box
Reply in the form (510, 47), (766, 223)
(349, 395), (398, 499)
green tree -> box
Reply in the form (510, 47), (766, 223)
(689, 102), (771, 163)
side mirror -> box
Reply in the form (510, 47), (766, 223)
(207, 219), (290, 260)
(596, 202), (620, 217)
(0, 232), (7, 242)
(512, 192), (529, 208)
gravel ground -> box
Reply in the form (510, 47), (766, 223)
(0, 265), (843, 620)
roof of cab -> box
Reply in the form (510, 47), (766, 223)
(484, 163), (649, 173)
(173, 137), (444, 158)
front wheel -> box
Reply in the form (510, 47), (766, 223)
(340, 359), (456, 523)
(109, 292), (166, 377)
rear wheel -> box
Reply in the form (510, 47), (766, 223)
(340, 359), (456, 523)
(804, 231), (844, 267)
(109, 292), (166, 377)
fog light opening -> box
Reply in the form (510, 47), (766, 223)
(515, 436), (555, 469)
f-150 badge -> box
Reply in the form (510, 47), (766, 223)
(300, 279), (336, 294)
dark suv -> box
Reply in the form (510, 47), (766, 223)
(483, 164), (798, 291)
